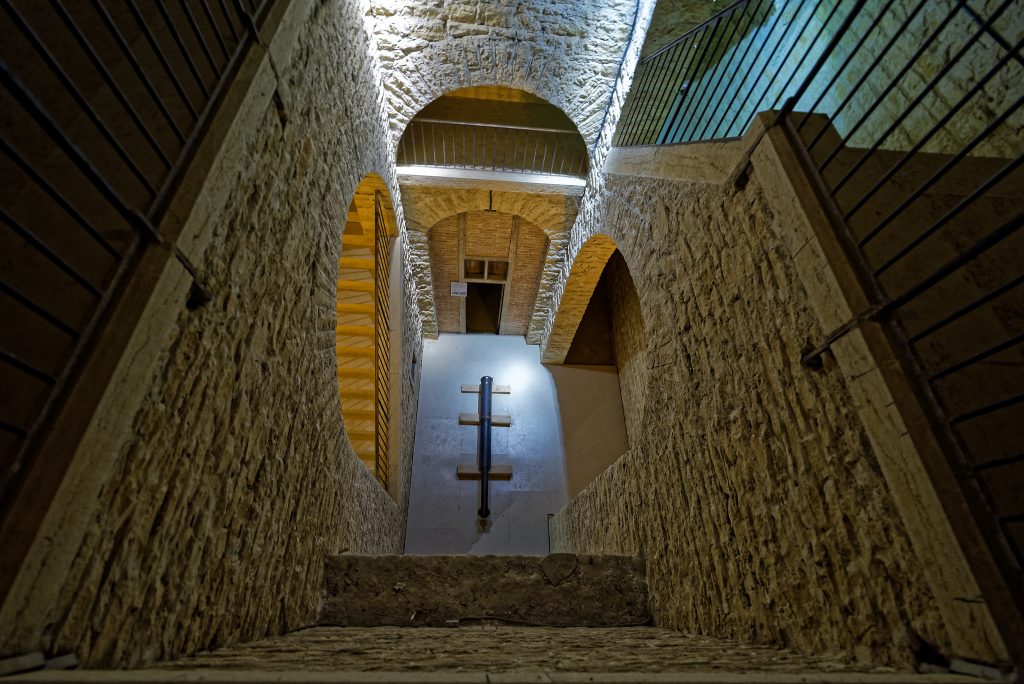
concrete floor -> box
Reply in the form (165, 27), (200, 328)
(404, 334), (628, 555)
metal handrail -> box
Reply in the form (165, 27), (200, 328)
(414, 118), (577, 135)
(0, 0), (271, 513)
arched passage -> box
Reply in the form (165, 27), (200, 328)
(336, 173), (398, 490)
(550, 238), (648, 492)
(542, 234), (619, 364)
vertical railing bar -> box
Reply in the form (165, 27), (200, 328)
(676, 11), (743, 142)
(708, 0), (778, 139)
(723, 0), (809, 139)
(0, 351), (57, 384)
(833, 21), (1017, 198)
(124, 0), (202, 117)
(0, 65), (148, 254)
(616, 62), (650, 146)
(639, 51), (680, 145)
(842, 43), (1019, 221)
(909, 273), (1024, 344)
(930, 333), (1024, 382)
(0, 280), (80, 338)
(696, 0), (761, 140)
(0, 206), (103, 297)
(181, 0), (226, 72)
(0, 129), (120, 259)
(740, 0), (839, 136)
(815, 2), (969, 174)
(48, 1), (176, 162)
(151, 0), (212, 97)
(194, 0), (229, 61)
(870, 138), (1024, 273)
(803, 0), (929, 152)
(89, 0), (194, 134)
(795, 0), (897, 133)
(656, 40), (705, 145)
(430, 121), (436, 166)
(692, 0), (758, 141)
(215, 0), (241, 42)
(3, 3), (156, 193)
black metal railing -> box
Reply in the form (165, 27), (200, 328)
(477, 375), (493, 520)
(0, 0), (271, 511)
(397, 119), (588, 178)
(617, 0), (846, 146)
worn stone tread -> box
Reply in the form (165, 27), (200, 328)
(321, 555), (649, 627)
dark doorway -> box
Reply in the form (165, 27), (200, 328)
(466, 283), (502, 333)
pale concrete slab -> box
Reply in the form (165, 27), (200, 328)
(404, 334), (630, 554)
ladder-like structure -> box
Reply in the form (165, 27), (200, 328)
(336, 192), (389, 487)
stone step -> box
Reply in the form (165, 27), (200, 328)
(320, 554), (650, 628)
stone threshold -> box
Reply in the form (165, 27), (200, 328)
(4, 670), (980, 683)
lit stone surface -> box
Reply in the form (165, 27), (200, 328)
(158, 626), (904, 675)
(367, 0), (637, 148)
(548, 163), (955, 667)
(0, 0), (420, 669)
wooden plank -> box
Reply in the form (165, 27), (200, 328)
(336, 324), (374, 337)
(338, 280), (375, 293)
(347, 429), (375, 441)
(340, 257), (375, 270)
(337, 345), (374, 357)
(340, 388), (374, 399)
(459, 413), (511, 427)
(461, 384), (511, 394)
(337, 302), (374, 315)
(344, 408), (376, 420)
(342, 234), (374, 248)
(339, 367), (374, 379)
(456, 464), (513, 481)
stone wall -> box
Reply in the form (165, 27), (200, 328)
(367, 0), (637, 149)
(0, 0), (422, 668)
(605, 252), (646, 446)
(549, 169), (953, 667)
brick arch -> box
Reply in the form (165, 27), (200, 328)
(540, 233), (619, 363)
(409, 188), (575, 239)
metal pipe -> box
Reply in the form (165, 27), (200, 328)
(477, 375), (493, 519)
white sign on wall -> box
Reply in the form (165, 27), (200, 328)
(451, 281), (468, 297)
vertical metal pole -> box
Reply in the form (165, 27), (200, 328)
(477, 375), (493, 519)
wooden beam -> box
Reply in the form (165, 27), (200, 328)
(340, 388), (375, 400)
(459, 413), (511, 427)
(338, 280), (375, 293)
(337, 302), (374, 315)
(343, 408), (376, 420)
(456, 464), (513, 481)
(342, 234), (374, 248)
(337, 345), (374, 358)
(336, 325), (374, 337)
(461, 384), (511, 394)
(347, 429), (375, 441)
(339, 367), (374, 379)
(340, 257), (375, 270)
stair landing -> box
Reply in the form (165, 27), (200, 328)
(321, 554), (650, 628)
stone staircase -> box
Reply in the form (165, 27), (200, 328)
(319, 554), (651, 628)
(6, 555), (984, 682)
